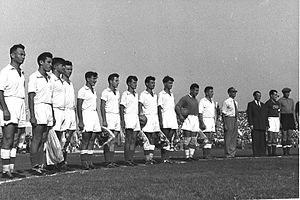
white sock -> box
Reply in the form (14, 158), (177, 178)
(189, 148), (195, 157)
(3, 165), (10, 173)
(185, 150), (190, 158)
(9, 164), (14, 173)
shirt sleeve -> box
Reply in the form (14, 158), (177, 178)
(120, 92), (127, 107)
(0, 69), (8, 91)
(221, 100), (228, 115)
(77, 88), (85, 99)
(27, 74), (36, 93)
(139, 92), (145, 105)
(101, 90), (108, 101)
(198, 99), (204, 114)
(157, 92), (163, 106)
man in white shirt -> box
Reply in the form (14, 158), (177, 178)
(120, 75), (139, 166)
(199, 86), (217, 159)
(28, 52), (54, 175)
(139, 76), (160, 165)
(100, 73), (120, 168)
(77, 71), (101, 170)
(221, 87), (239, 158)
(0, 44), (26, 179)
(61, 60), (77, 163)
(158, 76), (178, 163)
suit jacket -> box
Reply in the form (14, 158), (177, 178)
(246, 101), (268, 131)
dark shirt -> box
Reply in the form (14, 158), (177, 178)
(176, 95), (199, 116)
(265, 99), (280, 117)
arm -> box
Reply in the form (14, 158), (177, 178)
(120, 104), (125, 131)
(77, 98), (84, 131)
(198, 113), (206, 130)
(28, 92), (37, 126)
(175, 98), (185, 124)
(138, 102), (143, 115)
(100, 99), (107, 127)
(158, 105), (163, 129)
(51, 104), (56, 127)
(0, 91), (10, 121)
(246, 103), (254, 130)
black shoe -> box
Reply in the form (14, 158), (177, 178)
(162, 159), (174, 164)
(111, 162), (120, 167)
(12, 172), (26, 178)
(31, 165), (44, 176)
(189, 157), (198, 161)
(2, 172), (14, 179)
(145, 160), (153, 165)
(89, 162), (96, 169)
(106, 163), (115, 168)
(124, 161), (135, 167)
(185, 158), (192, 162)
(82, 161), (90, 170)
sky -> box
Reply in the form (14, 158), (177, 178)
(0, 0), (298, 110)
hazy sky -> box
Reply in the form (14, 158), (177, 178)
(0, 0), (298, 110)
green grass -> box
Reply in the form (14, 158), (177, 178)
(0, 148), (298, 200)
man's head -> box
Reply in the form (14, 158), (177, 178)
(126, 75), (138, 90)
(204, 86), (214, 98)
(269, 90), (278, 101)
(145, 76), (156, 90)
(227, 87), (237, 98)
(162, 76), (174, 90)
(10, 44), (25, 65)
(108, 73), (119, 89)
(190, 83), (199, 97)
(282, 88), (291, 98)
(37, 52), (53, 72)
(52, 57), (65, 74)
(64, 60), (73, 78)
(85, 71), (98, 86)
(253, 91), (261, 102)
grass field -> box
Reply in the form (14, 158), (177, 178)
(0, 148), (298, 200)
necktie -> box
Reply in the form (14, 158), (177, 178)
(234, 100), (238, 117)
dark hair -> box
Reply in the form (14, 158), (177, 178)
(65, 60), (72, 66)
(37, 52), (53, 66)
(253, 91), (261, 97)
(204, 86), (213, 93)
(10, 44), (25, 54)
(52, 57), (65, 71)
(190, 83), (199, 90)
(126, 75), (138, 85)
(269, 90), (277, 96)
(85, 71), (98, 81)
(162, 76), (174, 83)
(108, 73), (119, 83)
(145, 76), (155, 84)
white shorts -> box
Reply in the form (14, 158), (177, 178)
(268, 117), (280, 132)
(162, 111), (178, 129)
(53, 108), (66, 132)
(83, 110), (101, 132)
(65, 108), (77, 131)
(203, 117), (215, 132)
(142, 114), (160, 133)
(124, 114), (140, 131)
(35, 103), (53, 126)
(106, 113), (120, 131)
(182, 115), (200, 132)
(0, 97), (26, 127)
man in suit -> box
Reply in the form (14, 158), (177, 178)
(246, 91), (268, 157)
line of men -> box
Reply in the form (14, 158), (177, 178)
(0, 44), (298, 179)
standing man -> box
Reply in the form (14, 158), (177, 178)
(158, 76), (178, 163)
(120, 75), (140, 166)
(278, 88), (297, 155)
(139, 76), (160, 165)
(175, 83), (200, 161)
(61, 60), (77, 163)
(0, 44), (26, 178)
(246, 91), (268, 157)
(77, 71), (101, 169)
(28, 52), (54, 175)
(222, 87), (238, 158)
(199, 86), (217, 159)
(265, 90), (280, 156)
(100, 73), (120, 168)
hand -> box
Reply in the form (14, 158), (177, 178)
(121, 120), (125, 132)
(30, 117), (37, 127)
(52, 117), (56, 127)
(3, 109), (11, 121)
(78, 121), (84, 131)
(250, 125), (254, 130)
(102, 121), (108, 127)
(179, 115), (185, 123)
(200, 123), (206, 131)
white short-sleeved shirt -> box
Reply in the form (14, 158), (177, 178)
(199, 97), (215, 118)
(78, 85), (97, 111)
(51, 73), (66, 109)
(28, 71), (53, 104)
(101, 88), (120, 114)
(120, 90), (138, 115)
(0, 64), (25, 98)
(139, 90), (158, 115)
(222, 97), (238, 117)
(64, 81), (76, 109)
(158, 90), (176, 114)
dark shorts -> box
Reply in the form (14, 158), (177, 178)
(280, 113), (295, 130)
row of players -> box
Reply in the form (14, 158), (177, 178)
(0, 44), (298, 179)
